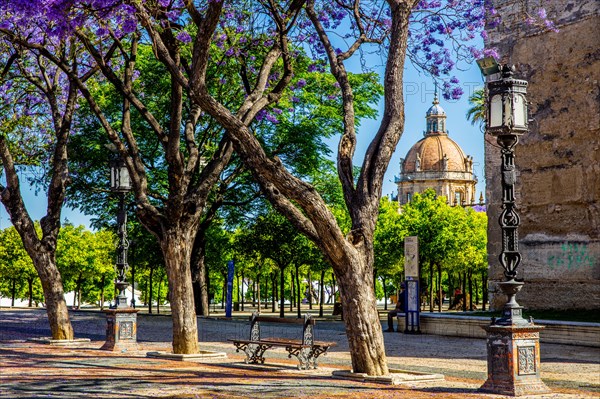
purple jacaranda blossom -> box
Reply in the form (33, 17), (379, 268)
(176, 31), (192, 43)
(265, 113), (279, 124)
(537, 8), (547, 19)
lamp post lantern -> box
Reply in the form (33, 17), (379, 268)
(101, 157), (139, 352)
(477, 58), (550, 396)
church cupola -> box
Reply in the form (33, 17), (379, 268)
(425, 90), (447, 135)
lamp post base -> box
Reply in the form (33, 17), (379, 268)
(101, 308), (139, 352)
(480, 323), (550, 396)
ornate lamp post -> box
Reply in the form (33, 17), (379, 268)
(477, 58), (550, 396)
(110, 158), (131, 308)
(101, 157), (139, 352)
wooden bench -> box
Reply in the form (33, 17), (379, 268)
(229, 312), (336, 370)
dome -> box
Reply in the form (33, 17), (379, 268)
(403, 134), (469, 173)
(426, 102), (446, 117)
(426, 91), (446, 116)
(396, 89), (477, 207)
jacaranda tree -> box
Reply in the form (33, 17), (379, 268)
(0, 0), (555, 374)
(0, 34), (88, 340)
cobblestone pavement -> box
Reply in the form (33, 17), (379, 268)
(1, 308), (598, 399)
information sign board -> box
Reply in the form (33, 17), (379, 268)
(404, 236), (419, 279)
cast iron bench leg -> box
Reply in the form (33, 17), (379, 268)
(247, 343), (272, 364)
(233, 342), (272, 364)
(286, 346), (312, 370)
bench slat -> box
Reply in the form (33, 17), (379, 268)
(229, 338), (337, 348)
(253, 316), (316, 325)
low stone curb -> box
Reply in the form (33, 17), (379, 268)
(27, 337), (91, 346)
(146, 350), (228, 361)
(332, 368), (445, 385)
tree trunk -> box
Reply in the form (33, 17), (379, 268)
(241, 271), (245, 311)
(271, 272), (276, 313)
(236, 272), (240, 310)
(429, 263), (434, 312)
(206, 266), (211, 313)
(130, 247), (136, 309)
(33, 253), (73, 340)
(319, 270), (325, 317)
(100, 274), (106, 310)
(148, 266), (154, 314)
(468, 270), (473, 311)
(28, 278), (33, 307)
(256, 274), (261, 313)
(382, 277), (388, 311)
(222, 276), (226, 309)
(307, 271), (313, 310)
(77, 282), (82, 309)
(295, 264), (301, 319)
(75, 273), (83, 309)
(279, 268), (285, 317)
(191, 232), (209, 316)
(462, 272), (467, 312)
(157, 274), (163, 315)
(475, 275), (480, 305)
(160, 231), (199, 354)
(335, 252), (388, 376)
(482, 270), (488, 311)
(289, 269), (294, 312)
(437, 264), (442, 313)
(11, 278), (16, 307)
(330, 275), (336, 304)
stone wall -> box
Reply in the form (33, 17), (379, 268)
(486, 0), (600, 310)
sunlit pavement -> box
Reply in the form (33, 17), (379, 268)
(1, 308), (598, 399)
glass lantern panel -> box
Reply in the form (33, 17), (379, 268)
(119, 166), (131, 190)
(490, 95), (502, 127)
(514, 94), (527, 127)
(110, 169), (116, 189)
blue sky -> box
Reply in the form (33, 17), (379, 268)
(0, 44), (486, 232)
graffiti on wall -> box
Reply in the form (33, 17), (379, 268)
(547, 242), (596, 270)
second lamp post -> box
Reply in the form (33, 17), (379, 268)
(110, 158), (132, 308)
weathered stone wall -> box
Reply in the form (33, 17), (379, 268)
(486, 0), (600, 310)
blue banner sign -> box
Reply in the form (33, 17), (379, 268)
(225, 260), (234, 318)
(404, 279), (421, 333)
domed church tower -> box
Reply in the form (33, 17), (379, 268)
(396, 91), (478, 206)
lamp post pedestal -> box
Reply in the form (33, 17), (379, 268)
(480, 281), (550, 396)
(480, 323), (549, 396)
(100, 308), (139, 352)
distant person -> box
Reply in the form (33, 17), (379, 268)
(386, 284), (406, 332)
(450, 288), (465, 310)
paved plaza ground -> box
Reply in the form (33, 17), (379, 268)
(0, 308), (598, 399)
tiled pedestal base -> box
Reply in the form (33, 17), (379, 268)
(480, 323), (550, 396)
(100, 309), (139, 352)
